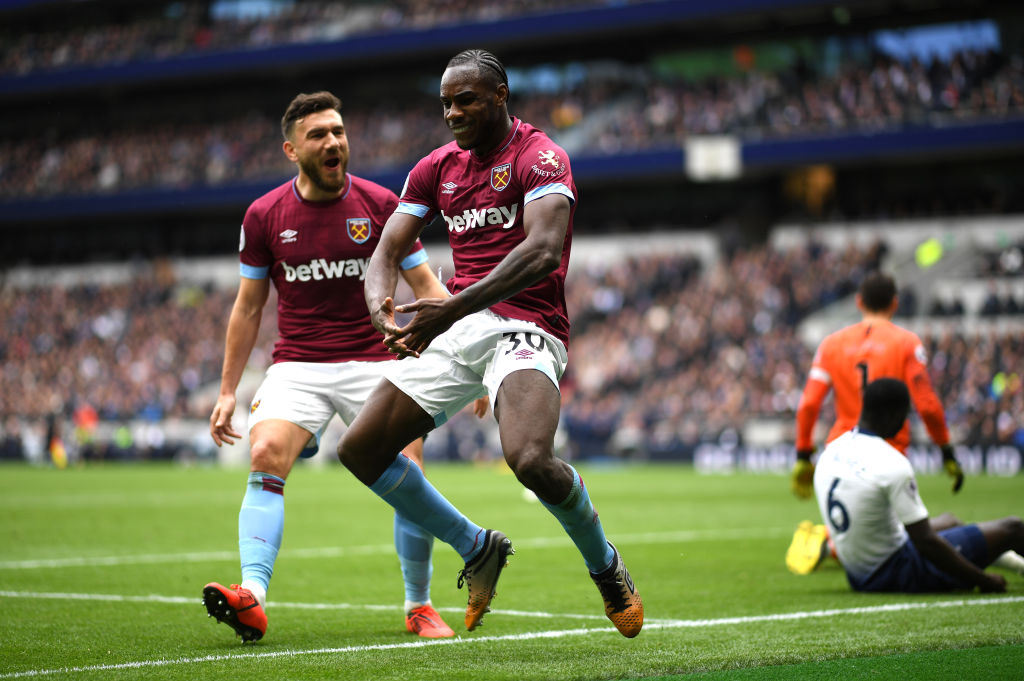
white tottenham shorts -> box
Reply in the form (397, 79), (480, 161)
(382, 309), (568, 428)
(247, 360), (389, 457)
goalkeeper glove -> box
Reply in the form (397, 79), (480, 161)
(941, 444), (964, 493)
(791, 449), (816, 500)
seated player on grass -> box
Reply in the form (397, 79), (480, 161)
(810, 377), (1024, 592)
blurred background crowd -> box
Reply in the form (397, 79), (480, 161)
(1, 0), (1022, 468)
(1, 0), (612, 75)
(2, 234), (1022, 464)
(2, 46), (1021, 201)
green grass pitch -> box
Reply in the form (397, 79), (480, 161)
(1, 461), (1022, 680)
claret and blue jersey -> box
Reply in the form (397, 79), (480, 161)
(240, 174), (427, 364)
(396, 117), (576, 348)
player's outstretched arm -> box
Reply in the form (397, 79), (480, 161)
(397, 193), (570, 356)
(905, 518), (1006, 592)
(211, 276), (269, 446)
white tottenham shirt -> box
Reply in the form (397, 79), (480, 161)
(813, 429), (930, 581)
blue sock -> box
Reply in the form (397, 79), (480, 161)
(370, 454), (485, 561)
(394, 512), (433, 605)
(238, 472), (285, 592)
(538, 467), (615, 573)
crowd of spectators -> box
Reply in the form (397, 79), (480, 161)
(0, 261), (277, 460)
(920, 237), (1024, 317)
(587, 49), (1023, 152)
(981, 237), (1024, 278)
(979, 282), (1024, 316)
(0, 0), (609, 77)
(3, 236), (1020, 464)
(555, 239), (881, 460)
(927, 328), (1024, 447)
(2, 46), (1021, 201)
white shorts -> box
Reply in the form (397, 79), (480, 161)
(247, 360), (389, 458)
(382, 309), (568, 428)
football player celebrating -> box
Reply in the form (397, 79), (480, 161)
(203, 91), (461, 642)
(334, 49), (644, 637)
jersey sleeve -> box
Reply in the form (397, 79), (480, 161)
(887, 458), (930, 526)
(515, 137), (576, 206)
(395, 155), (437, 222)
(795, 341), (832, 451)
(367, 184), (425, 271)
(239, 205), (272, 279)
(796, 377), (830, 451)
(401, 239), (429, 271)
(903, 334), (951, 446)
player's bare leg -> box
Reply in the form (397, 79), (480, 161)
(494, 370), (573, 503)
(495, 369), (643, 637)
(338, 379), (434, 485)
(338, 378), (511, 630)
(977, 517), (1024, 574)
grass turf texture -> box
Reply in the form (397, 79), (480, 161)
(1, 462), (1022, 680)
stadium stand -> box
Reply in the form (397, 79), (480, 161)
(0, 0), (627, 77)
(1, 227), (1021, 468)
(2, 46), (1022, 202)
(0, 0), (1021, 473)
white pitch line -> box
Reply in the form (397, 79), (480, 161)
(0, 527), (789, 570)
(1, 595), (1022, 679)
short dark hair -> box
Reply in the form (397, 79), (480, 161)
(446, 48), (509, 91)
(859, 271), (897, 312)
(281, 91), (342, 141)
(860, 378), (910, 439)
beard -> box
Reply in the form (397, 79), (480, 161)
(298, 155), (346, 194)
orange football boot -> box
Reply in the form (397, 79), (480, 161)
(203, 582), (267, 643)
(405, 604), (455, 638)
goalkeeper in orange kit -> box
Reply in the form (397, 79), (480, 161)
(786, 271), (964, 574)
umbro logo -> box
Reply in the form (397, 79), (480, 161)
(279, 229), (298, 243)
(441, 181), (458, 194)
(514, 349), (534, 359)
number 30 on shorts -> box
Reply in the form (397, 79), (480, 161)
(502, 332), (545, 354)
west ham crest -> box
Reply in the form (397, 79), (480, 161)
(490, 163), (511, 192)
(347, 218), (371, 244)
